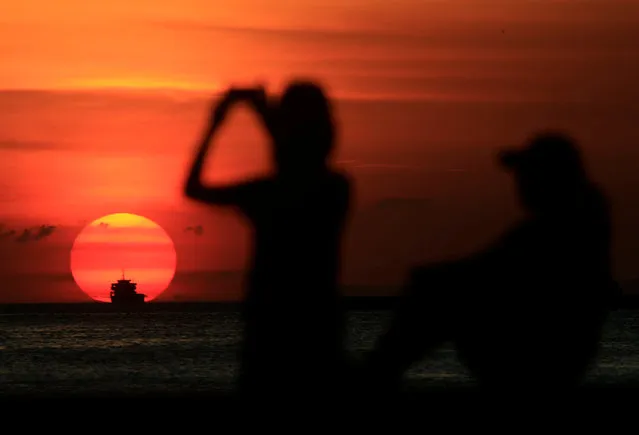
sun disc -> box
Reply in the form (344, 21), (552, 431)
(70, 213), (176, 302)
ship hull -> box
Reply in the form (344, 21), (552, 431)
(110, 294), (146, 305)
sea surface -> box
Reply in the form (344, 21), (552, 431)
(1, 310), (638, 396)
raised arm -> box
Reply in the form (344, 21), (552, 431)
(184, 89), (258, 207)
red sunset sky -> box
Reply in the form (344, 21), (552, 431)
(1, 0), (639, 302)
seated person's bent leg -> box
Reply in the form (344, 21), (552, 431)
(366, 264), (464, 384)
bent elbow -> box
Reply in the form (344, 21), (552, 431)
(184, 179), (200, 200)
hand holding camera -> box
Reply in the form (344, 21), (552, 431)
(209, 86), (272, 129)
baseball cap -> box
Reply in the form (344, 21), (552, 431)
(499, 131), (583, 175)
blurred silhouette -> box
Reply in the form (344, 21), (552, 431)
(362, 131), (617, 392)
(184, 81), (351, 398)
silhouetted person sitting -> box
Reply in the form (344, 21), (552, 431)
(184, 81), (351, 399)
(363, 131), (617, 393)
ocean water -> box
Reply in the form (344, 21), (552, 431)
(1, 310), (638, 395)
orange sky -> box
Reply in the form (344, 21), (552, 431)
(1, 0), (639, 302)
(2, 0), (639, 98)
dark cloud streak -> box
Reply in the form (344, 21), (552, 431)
(1, 224), (57, 243)
(185, 225), (204, 236)
(0, 139), (59, 151)
(154, 18), (639, 52)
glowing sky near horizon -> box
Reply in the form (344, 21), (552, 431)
(2, 0), (639, 302)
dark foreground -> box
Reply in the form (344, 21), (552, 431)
(3, 385), (638, 419)
(3, 306), (639, 410)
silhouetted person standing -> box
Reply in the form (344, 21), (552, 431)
(363, 132), (617, 392)
(184, 82), (351, 399)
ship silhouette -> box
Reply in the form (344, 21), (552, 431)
(110, 270), (146, 306)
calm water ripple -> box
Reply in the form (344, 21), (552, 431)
(1, 310), (638, 394)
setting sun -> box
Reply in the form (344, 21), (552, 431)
(70, 213), (177, 302)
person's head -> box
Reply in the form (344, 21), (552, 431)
(499, 131), (590, 213)
(273, 80), (335, 174)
